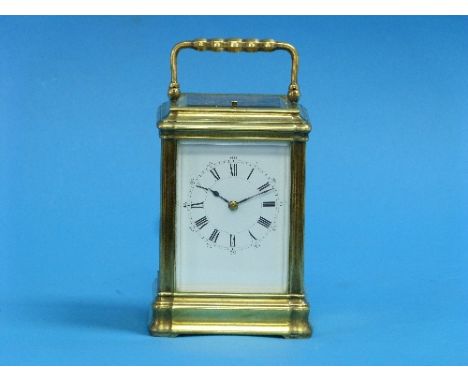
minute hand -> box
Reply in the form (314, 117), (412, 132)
(237, 188), (274, 205)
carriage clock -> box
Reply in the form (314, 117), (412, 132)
(149, 38), (312, 338)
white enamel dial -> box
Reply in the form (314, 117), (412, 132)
(186, 158), (280, 254)
(175, 140), (291, 293)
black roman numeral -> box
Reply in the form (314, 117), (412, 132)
(194, 216), (208, 229)
(230, 163), (237, 176)
(249, 230), (257, 240)
(257, 216), (271, 228)
(210, 168), (220, 180)
(230, 234), (236, 247)
(262, 201), (275, 207)
(209, 229), (220, 243)
(191, 201), (204, 209)
(258, 182), (270, 192)
(247, 168), (254, 180)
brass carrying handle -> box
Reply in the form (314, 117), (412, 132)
(168, 38), (300, 103)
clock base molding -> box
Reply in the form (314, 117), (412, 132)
(149, 292), (312, 338)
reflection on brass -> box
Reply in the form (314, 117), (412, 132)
(150, 40), (312, 338)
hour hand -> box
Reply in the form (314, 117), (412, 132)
(196, 185), (230, 204)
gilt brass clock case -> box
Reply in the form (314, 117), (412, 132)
(150, 39), (312, 338)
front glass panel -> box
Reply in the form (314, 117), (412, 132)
(175, 140), (291, 293)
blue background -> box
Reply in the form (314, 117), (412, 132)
(1, 16), (467, 365)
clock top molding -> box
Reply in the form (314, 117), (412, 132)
(157, 93), (312, 141)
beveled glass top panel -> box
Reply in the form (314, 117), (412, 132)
(175, 93), (294, 109)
